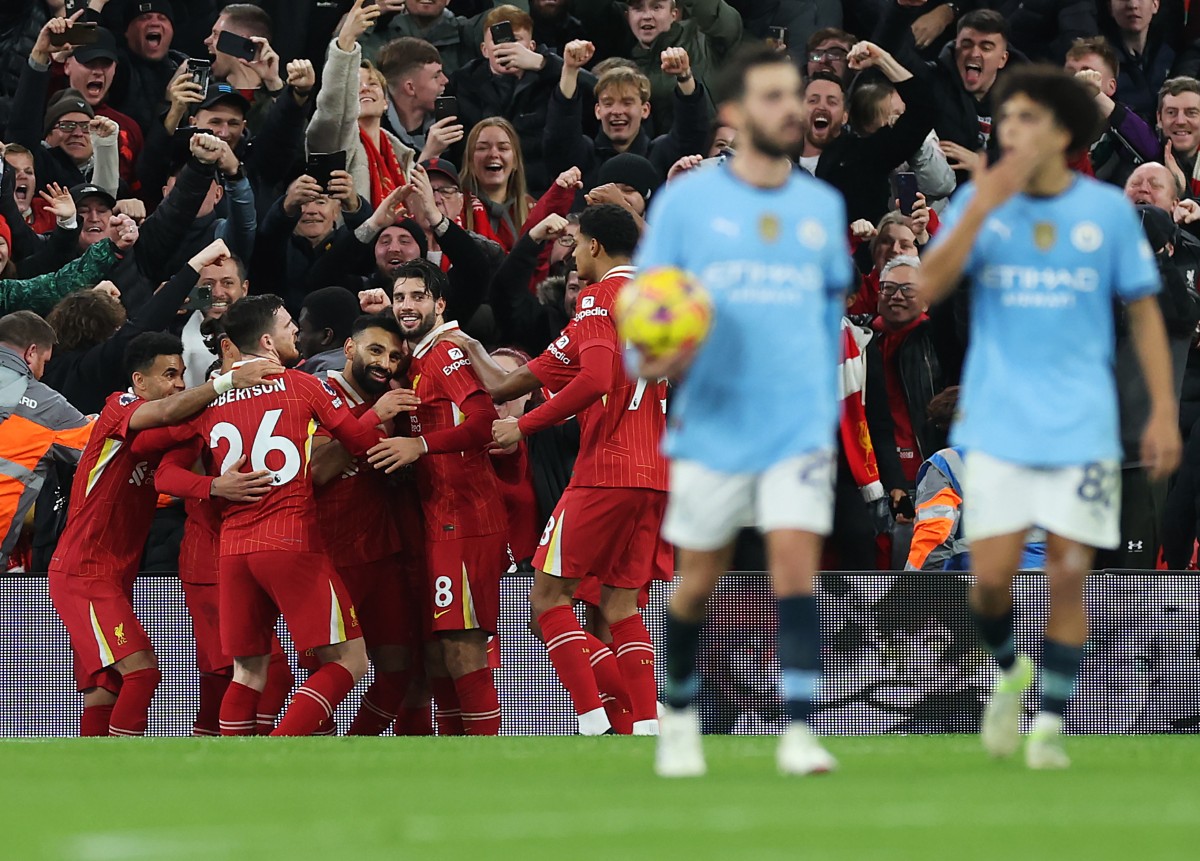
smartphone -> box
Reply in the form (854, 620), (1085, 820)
(434, 96), (457, 122)
(50, 22), (98, 47)
(188, 284), (213, 313)
(490, 21), (516, 44)
(891, 493), (916, 520)
(216, 29), (259, 62)
(64, 0), (89, 15)
(892, 171), (919, 217)
(189, 58), (212, 95)
(307, 151), (347, 190)
(767, 26), (787, 47)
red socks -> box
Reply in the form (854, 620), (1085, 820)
(108, 667), (161, 737)
(608, 614), (658, 729)
(271, 663), (355, 737)
(454, 668), (501, 735)
(220, 681), (262, 736)
(430, 676), (464, 735)
(80, 704), (114, 737)
(538, 605), (607, 732)
(194, 673), (230, 737)
(348, 671), (407, 736)
(256, 652), (295, 735)
(584, 634), (634, 734)
(394, 702), (434, 736)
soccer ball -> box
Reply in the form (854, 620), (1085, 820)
(615, 267), (713, 359)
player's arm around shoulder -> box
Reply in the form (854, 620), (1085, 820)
(127, 358), (285, 432)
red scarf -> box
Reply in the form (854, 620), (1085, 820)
(838, 319), (884, 503)
(874, 314), (929, 484)
(359, 126), (405, 207)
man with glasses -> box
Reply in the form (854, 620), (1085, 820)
(805, 28), (855, 84)
(864, 255), (947, 526)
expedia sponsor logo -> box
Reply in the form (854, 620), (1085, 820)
(574, 307), (609, 322)
(442, 356), (472, 375)
(580, 296), (595, 309)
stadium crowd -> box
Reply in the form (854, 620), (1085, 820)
(2, 0), (1200, 737)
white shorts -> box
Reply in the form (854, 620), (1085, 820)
(962, 450), (1121, 549)
(662, 450), (835, 551)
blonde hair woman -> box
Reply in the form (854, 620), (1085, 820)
(459, 118), (534, 251)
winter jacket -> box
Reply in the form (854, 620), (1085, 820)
(358, 9), (485, 77)
(816, 75), (938, 225)
(42, 263), (202, 415)
(0, 345), (92, 567)
(1106, 26), (1176, 123)
(864, 316), (946, 493)
(488, 232), (571, 357)
(307, 39), (417, 207)
(0, 238), (120, 317)
(542, 82), (711, 190)
(109, 48), (185, 137)
(574, 0), (742, 131)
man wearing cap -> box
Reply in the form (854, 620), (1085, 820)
(111, 0), (185, 135)
(8, 18), (122, 194)
(61, 26), (144, 185)
(585, 151), (661, 228)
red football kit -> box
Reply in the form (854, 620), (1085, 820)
(48, 392), (191, 690)
(314, 369), (409, 648)
(186, 366), (386, 656)
(407, 322), (508, 634)
(523, 267), (672, 590)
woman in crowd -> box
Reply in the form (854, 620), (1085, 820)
(459, 117), (534, 252)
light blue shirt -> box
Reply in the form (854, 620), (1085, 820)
(934, 176), (1160, 465)
(634, 163), (853, 473)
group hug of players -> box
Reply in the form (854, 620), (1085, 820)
(49, 204), (668, 739)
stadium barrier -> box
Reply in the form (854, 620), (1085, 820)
(3, 571), (1198, 737)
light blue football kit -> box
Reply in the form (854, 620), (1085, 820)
(634, 162), (853, 474)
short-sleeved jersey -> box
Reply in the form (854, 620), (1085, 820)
(50, 392), (188, 578)
(933, 177), (1160, 465)
(530, 269), (668, 490)
(408, 324), (507, 541)
(314, 370), (403, 566)
(633, 163), (854, 473)
(189, 367), (384, 555)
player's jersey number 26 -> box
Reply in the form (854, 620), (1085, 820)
(210, 409), (303, 486)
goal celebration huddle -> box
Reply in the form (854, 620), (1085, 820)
(43, 45), (1180, 777)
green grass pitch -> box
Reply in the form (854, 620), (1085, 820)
(6, 735), (1197, 861)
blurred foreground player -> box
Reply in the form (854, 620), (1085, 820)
(632, 44), (854, 776)
(367, 260), (509, 735)
(191, 295), (403, 737)
(920, 66), (1181, 768)
(310, 314), (424, 735)
(49, 312), (283, 736)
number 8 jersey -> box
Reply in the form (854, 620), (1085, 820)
(189, 366), (386, 556)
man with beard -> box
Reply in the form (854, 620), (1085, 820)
(180, 253), (250, 387)
(186, 294), (406, 736)
(631, 43), (853, 777)
(810, 42), (938, 226)
(309, 314), (423, 735)
(366, 258), (509, 735)
(1155, 77), (1200, 199)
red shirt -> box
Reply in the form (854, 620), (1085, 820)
(156, 440), (222, 585)
(407, 324), (507, 541)
(314, 370), (403, 566)
(525, 268), (668, 491)
(490, 442), (539, 562)
(50, 392), (188, 579)
(188, 367), (385, 556)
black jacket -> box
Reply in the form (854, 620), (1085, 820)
(542, 83), (710, 190)
(449, 51), (595, 196)
(109, 48), (185, 136)
(815, 75), (937, 225)
(42, 264), (200, 414)
(488, 232), (570, 356)
(864, 317), (946, 492)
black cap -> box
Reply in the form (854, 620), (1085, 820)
(72, 27), (119, 65)
(1136, 204), (1177, 254)
(123, 0), (175, 29)
(70, 183), (117, 209)
(596, 152), (661, 203)
(421, 158), (459, 186)
(198, 82), (251, 114)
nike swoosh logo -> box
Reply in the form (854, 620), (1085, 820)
(434, 609), (454, 619)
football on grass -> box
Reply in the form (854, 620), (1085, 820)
(615, 267), (713, 359)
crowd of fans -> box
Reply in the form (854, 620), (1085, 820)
(3, 0), (1200, 576)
